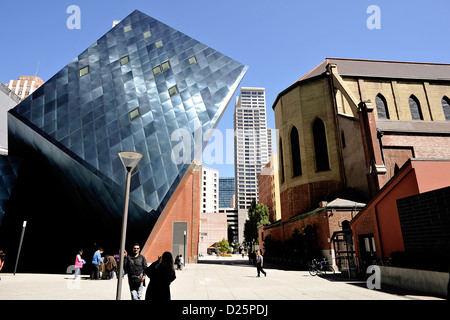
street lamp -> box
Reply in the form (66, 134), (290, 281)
(183, 230), (187, 267)
(116, 151), (143, 300)
(14, 221), (27, 275)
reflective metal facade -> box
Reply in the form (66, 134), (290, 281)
(6, 10), (247, 241)
(0, 155), (21, 224)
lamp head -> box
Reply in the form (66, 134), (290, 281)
(118, 151), (143, 173)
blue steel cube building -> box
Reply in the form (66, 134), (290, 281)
(0, 10), (247, 272)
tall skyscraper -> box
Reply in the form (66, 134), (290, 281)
(218, 176), (237, 244)
(201, 166), (219, 213)
(219, 177), (235, 208)
(234, 87), (273, 244)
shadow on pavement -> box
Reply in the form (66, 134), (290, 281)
(198, 257), (251, 266)
(311, 272), (443, 299)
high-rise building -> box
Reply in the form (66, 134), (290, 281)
(6, 76), (44, 100)
(234, 87), (273, 244)
(218, 177), (235, 208)
(201, 166), (219, 213)
(218, 176), (238, 244)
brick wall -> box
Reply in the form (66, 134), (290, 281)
(351, 208), (379, 260)
(258, 165), (275, 222)
(141, 164), (201, 264)
(280, 180), (340, 220)
(397, 186), (450, 254)
(260, 208), (356, 254)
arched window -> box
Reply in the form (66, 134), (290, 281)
(279, 138), (285, 183)
(442, 96), (450, 121)
(312, 118), (330, 171)
(409, 95), (423, 120)
(290, 126), (302, 177)
(375, 94), (389, 119)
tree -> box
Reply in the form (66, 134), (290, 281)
(217, 238), (230, 253)
(243, 199), (270, 247)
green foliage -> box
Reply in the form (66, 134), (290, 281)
(217, 238), (230, 253)
(243, 199), (270, 246)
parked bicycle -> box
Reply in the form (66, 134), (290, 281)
(308, 258), (335, 276)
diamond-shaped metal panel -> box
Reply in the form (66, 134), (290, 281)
(0, 155), (22, 224)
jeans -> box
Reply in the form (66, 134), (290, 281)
(91, 264), (100, 280)
(130, 282), (144, 300)
(74, 267), (81, 279)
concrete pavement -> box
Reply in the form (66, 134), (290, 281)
(0, 255), (444, 300)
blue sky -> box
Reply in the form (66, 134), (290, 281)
(1, 0), (449, 177)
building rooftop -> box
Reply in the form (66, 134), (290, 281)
(273, 57), (450, 109)
(376, 119), (450, 135)
(300, 58), (450, 82)
(325, 198), (366, 209)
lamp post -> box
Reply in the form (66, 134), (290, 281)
(183, 230), (187, 267)
(14, 221), (27, 275)
(116, 151), (143, 300)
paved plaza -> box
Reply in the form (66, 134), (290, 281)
(0, 255), (444, 301)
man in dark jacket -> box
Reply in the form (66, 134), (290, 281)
(124, 243), (148, 300)
(256, 251), (267, 277)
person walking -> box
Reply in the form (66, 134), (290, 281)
(145, 251), (176, 302)
(174, 254), (180, 270)
(91, 247), (103, 280)
(104, 253), (117, 279)
(74, 249), (86, 279)
(178, 254), (184, 270)
(123, 243), (147, 300)
(256, 251), (266, 277)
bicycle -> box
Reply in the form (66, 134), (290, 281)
(308, 258), (335, 276)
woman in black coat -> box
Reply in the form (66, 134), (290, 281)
(144, 251), (176, 301)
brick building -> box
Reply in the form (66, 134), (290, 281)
(141, 162), (202, 264)
(260, 58), (450, 264)
(260, 198), (365, 264)
(350, 159), (450, 270)
(257, 155), (281, 223)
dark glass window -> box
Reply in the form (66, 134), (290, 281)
(409, 95), (423, 120)
(279, 138), (285, 183)
(290, 126), (302, 177)
(313, 118), (330, 171)
(375, 94), (389, 119)
(341, 131), (346, 148)
(442, 96), (450, 121)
